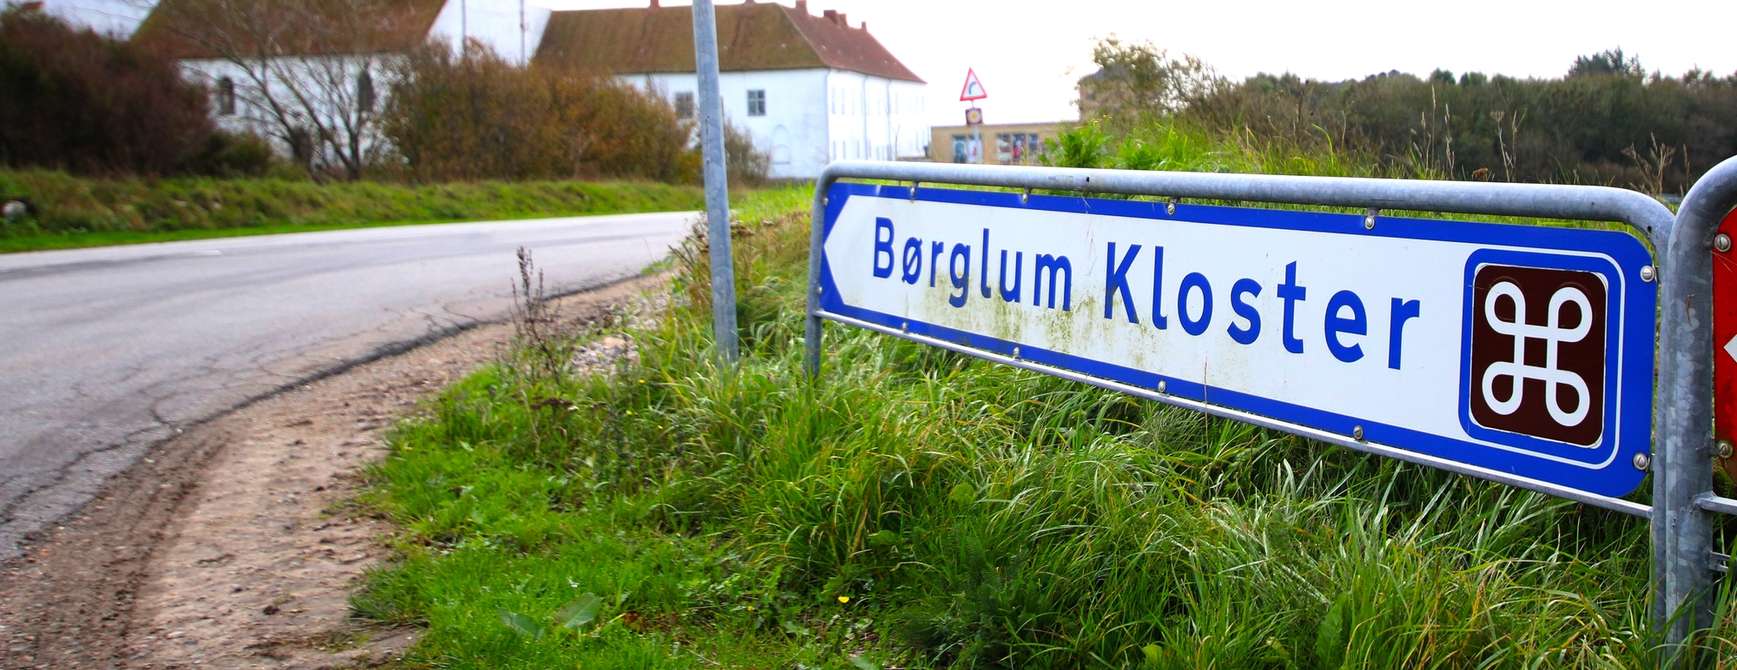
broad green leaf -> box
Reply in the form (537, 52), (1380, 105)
(557, 592), (603, 630)
(498, 609), (544, 640)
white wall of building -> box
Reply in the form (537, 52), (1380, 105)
(623, 69), (835, 181)
(825, 70), (928, 164)
(180, 55), (396, 164)
(427, 0), (551, 66)
(625, 68), (929, 180)
(32, 0), (150, 37)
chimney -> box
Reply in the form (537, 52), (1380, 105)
(836, 12), (847, 26)
(795, 0), (807, 13)
(822, 9), (836, 22)
(650, 0), (659, 7)
(859, 20), (867, 31)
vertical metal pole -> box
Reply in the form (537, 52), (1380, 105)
(804, 167), (837, 379)
(692, 0), (738, 364)
(1656, 155), (1737, 663)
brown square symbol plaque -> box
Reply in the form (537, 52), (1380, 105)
(1468, 264), (1607, 446)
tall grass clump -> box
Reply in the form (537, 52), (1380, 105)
(360, 168), (1737, 666)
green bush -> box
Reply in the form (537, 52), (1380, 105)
(0, 7), (216, 175)
(181, 132), (279, 178)
(383, 41), (703, 184)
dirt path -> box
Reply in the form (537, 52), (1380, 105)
(0, 275), (665, 669)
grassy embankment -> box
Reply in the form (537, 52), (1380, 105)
(0, 170), (704, 253)
(356, 127), (1735, 668)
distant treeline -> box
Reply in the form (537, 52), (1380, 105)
(1082, 43), (1737, 192)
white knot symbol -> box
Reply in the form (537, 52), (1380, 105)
(1480, 282), (1593, 428)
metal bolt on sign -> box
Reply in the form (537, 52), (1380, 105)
(801, 156), (1737, 665)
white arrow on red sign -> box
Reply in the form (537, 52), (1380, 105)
(1715, 207), (1737, 470)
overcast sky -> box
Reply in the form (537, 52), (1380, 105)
(544, 0), (1737, 127)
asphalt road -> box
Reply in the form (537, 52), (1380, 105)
(0, 211), (695, 559)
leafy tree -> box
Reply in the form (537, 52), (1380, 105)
(0, 6), (215, 174)
(1569, 48), (1645, 79)
(1078, 38), (1224, 128)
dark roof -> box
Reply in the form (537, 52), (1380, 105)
(535, 2), (922, 83)
(133, 0), (446, 60)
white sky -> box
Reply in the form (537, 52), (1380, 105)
(542, 0), (1737, 127)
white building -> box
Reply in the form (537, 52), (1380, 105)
(534, 1), (928, 179)
(128, 0), (550, 172)
(98, 0), (922, 180)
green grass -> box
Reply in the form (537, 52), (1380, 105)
(357, 135), (1734, 668)
(0, 169), (704, 253)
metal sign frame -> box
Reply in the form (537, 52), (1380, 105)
(802, 157), (1737, 659)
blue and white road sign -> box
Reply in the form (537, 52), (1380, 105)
(816, 183), (1657, 497)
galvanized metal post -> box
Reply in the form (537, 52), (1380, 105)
(691, 0), (738, 364)
(1656, 155), (1737, 660)
(803, 169), (835, 378)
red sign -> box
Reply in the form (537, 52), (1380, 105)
(959, 68), (987, 102)
(1716, 207), (1737, 476)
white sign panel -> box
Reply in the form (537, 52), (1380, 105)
(816, 184), (1656, 496)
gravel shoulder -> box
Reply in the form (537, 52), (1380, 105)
(0, 274), (666, 669)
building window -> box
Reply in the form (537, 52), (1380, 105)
(216, 77), (236, 116)
(357, 69), (375, 114)
(746, 89), (766, 117)
(674, 92), (695, 120)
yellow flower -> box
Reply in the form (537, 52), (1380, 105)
(837, 595), (851, 604)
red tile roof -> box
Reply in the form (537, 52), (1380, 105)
(535, 2), (923, 84)
(133, 0), (446, 60)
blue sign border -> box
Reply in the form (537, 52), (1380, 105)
(817, 182), (1657, 497)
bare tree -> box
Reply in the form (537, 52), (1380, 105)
(136, 0), (423, 180)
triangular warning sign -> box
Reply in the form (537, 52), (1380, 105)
(959, 68), (987, 102)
